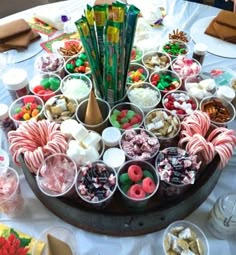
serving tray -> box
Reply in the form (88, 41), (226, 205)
(20, 155), (221, 236)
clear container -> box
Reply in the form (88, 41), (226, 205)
(207, 193), (236, 239)
(0, 103), (16, 137)
(192, 43), (207, 65)
(2, 68), (29, 101)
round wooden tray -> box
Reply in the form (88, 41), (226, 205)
(20, 155), (221, 236)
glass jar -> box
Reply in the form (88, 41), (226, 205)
(207, 193), (236, 239)
(192, 43), (207, 65)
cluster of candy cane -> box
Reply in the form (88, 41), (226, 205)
(8, 120), (68, 174)
(179, 110), (236, 169)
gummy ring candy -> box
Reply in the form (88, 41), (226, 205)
(128, 165), (143, 182)
(142, 177), (156, 194)
(128, 184), (146, 199)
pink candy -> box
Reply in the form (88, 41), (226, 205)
(172, 56), (201, 79)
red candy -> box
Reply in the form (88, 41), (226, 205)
(128, 165), (143, 182)
(142, 177), (156, 194)
(128, 184), (146, 199)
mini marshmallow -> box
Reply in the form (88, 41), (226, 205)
(71, 124), (89, 142)
(84, 147), (100, 163)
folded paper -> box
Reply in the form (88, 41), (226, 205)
(0, 223), (45, 255)
(47, 234), (73, 255)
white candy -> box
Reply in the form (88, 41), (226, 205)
(84, 147), (100, 163)
(181, 250), (196, 255)
(199, 78), (216, 91)
(154, 120), (164, 129)
(178, 228), (193, 239)
(185, 82), (198, 91)
(81, 132), (101, 149)
(189, 87), (205, 99)
(71, 124), (89, 143)
(60, 119), (80, 138)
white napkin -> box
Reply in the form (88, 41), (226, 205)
(33, 6), (67, 30)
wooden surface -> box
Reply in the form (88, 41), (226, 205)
(20, 155), (221, 236)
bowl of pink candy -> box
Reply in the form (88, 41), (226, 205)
(119, 128), (160, 162)
(117, 159), (159, 208)
(162, 90), (198, 120)
(171, 56), (201, 80)
(36, 153), (77, 198)
(109, 102), (144, 131)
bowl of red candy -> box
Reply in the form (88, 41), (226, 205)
(9, 95), (44, 124)
(162, 90), (198, 120)
(117, 159), (159, 208)
(29, 73), (61, 102)
(149, 69), (182, 94)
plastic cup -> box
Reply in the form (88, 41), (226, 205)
(0, 167), (24, 217)
(161, 40), (189, 60)
(61, 73), (92, 103)
(36, 153), (77, 198)
(155, 147), (200, 199)
(102, 148), (126, 171)
(185, 73), (217, 101)
(144, 108), (181, 149)
(163, 220), (210, 255)
(162, 90), (198, 120)
(133, 31), (160, 53)
(34, 53), (65, 78)
(64, 54), (91, 75)
(171, 56), (201, 80)
(117, 159), (159, 209)
(200, 96), (235, 127)
(8, 95), (44, 125)
(29, 73), (62, 102)
(142, 51), (171, 74)
(119, 128), (160, 163)
(109, 102), (144, 132)
(75, 160), (117, 208)
(206, 67), (235, 87)
(149, 69), (182, 95)
(32, 225), (77, 255)
(127, 82), (161, 113)
(76, 98), (111, 134)
(44, 94), (78, 123)
(126, 63), (149, 86)
(130, 46), (144, 63)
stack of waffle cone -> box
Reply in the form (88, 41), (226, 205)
(84, 90), (103, 125)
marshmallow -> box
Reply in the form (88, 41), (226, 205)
(71, 124), (89, 142)
(60, 119), (80, 138)
(81, 131), (101, 149)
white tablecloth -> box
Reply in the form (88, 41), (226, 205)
(0, 0), (236, 254)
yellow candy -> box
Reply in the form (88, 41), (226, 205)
(23, 112), (31, 120)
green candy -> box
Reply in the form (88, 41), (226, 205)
(157, 83), (165, 90)
(49, 77), (60, 91)
(40, 78), (50, 89)
(79, 52), (87, 61)
(113, 109), (121, 116)
(66, 63), (74, 73)
(143, 170), (154, 180)
(126, 110), (135, 120)
(132, 124), (139, 128)
(119, 173), (131, 184)
(121, 183), (131, 194)
(110, 114), (117, 122)
(121, 117), (128, 124)
(75, 58), (84, 67)
(111, 120), (120, 128)
(15, 107), (21, 113)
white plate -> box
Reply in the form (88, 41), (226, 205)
(190, 16), (236, 59)
(6, 33), (48, 63)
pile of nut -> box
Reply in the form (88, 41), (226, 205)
(145, 110), (180, 138)
(169, 29), (190, 43)
(45, 95), (77, 122)
(164, 225), (204, 255)
(58, 41), (83, 57)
